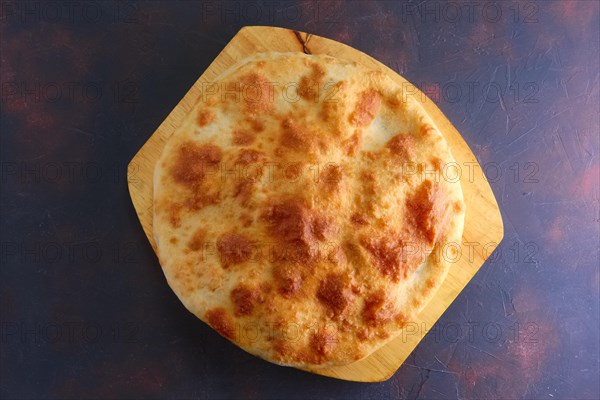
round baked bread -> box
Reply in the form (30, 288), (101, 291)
(153, 52), (465, 369)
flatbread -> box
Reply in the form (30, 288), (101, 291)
(153, 52), (465, 369)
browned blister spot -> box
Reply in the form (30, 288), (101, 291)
(350, 89), (381, 127)
(262, 199), (314, 243)
(320, 164), (343, 193)
(262, 199), (316, 260)
(343, 240), (361, 262)
(232, 129), (256, 146)
(187, 229), (206, 252)
(230, 284), (262, 317)
(310, 329), (337, 358)
(425, 277), (436, 290)
(280, 118), (314, 151)
(351, 212), (369, 225)
(185, 188), (220, 211)
(360, 234), (407, 282)
(394, 312), (410, 327)
(411, 297), (420, 309)
(453, 201), (463, 212)
(406, 180), (441, 246)
(327, 246), (347, 265)
(171, 141), (222, 188)
(241, 72), (274, 114)
(359, 170), (377, 195)
(234, 180), (255, 207)
(168, 202), (182, 228)
(249, 118), (264, 132)
(283, 162), (303, 181)
(216, 232), (253, 267)
(236, 149), (264, 165)
(386, 133), (414, 161)
(197, 109), (215, 127)
(273, 339), (292, 357)
(231, 150), (264, 207)
(320, 99), (343, 125)
(362, 290), (395, 327)
(342, 131), (362, 156)
(319, 81), (346, 125)
(419, 123), (435, 137)
(262, 199), (335, 263)
(317, 273), (353, 318)
(205, 308), (235, 339)
(431, 157), (443, 171)
(240, 213), (253, 227)
(386, 93), (404, 107)
(312, 214), (336, 241)
(272, 263), (303, 297)
(299, 63), (326, 101)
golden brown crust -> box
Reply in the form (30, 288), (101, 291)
(350, 89), (382, 127)
(205, 308), (235, 339)
(153, 52), (465, 369)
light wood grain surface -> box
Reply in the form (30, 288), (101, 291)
(127, 26), (503, 382)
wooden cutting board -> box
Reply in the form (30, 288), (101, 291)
(127, 26), (503, 382)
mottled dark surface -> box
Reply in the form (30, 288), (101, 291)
(1, 1), (599, 399)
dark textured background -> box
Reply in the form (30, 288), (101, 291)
(1, 1), (599, 399)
